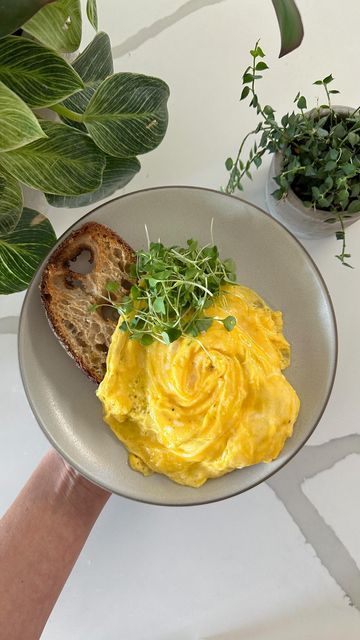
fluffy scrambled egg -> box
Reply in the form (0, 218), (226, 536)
(97, 284), (300, 487)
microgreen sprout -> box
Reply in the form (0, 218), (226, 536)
(89, 238), (238, 346)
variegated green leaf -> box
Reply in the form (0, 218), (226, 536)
(24, 0), (82, 53)
(72, 32), (113, 85)
(86, 0), (98, 31)
(46, 155), (140, 207)
(0, 170), (23, 235)
(0, 0), (56, 38)
(83, 73), (170, 157)
(0, 207), (56, 294)
(0, 36), (83, 109)
(0, 81), (46, 152)
(0, 120), (105, 196)
(272, 0), (304, 57)
(61, 32), (113, 131)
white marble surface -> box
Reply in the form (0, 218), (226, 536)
(1, 1), (360, 638)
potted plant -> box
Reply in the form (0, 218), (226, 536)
(0, 2), (304, 296)
(0, 0), (170, 295)
(224, 42), (360, 267)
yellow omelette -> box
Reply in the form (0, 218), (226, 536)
(97, 284), (300, 487)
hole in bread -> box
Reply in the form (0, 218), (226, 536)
(95, 343), (108, 353)
(65, 275), (84, 289)
(100, 306), (118, 323)
(76, 336), (87, 348)
(68, 248), (94, 275)
(121, 278), (132, 291)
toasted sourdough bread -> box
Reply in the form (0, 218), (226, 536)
(41, 222), (135, 384)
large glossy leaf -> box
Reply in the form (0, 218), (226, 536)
(86, 0), (98, 31)
(272, 0), (304, 57)
(0, 207), (56, 294)
(0, 36), (83, 108)
(24, 0), (82, 53)
(0, 0), (55, 38)
(72, 32), (113, 85)
(0, 170), (23, 235)
(83, 73), (170, 157)
(46, 155), (140, 207)
(0, 81), (46, 152)
(0, 120), (105, 195)
(61, 32), (113, 131)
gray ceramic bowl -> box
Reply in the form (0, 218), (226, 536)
(18, 187), (337, 506)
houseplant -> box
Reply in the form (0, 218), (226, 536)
(0, 0), (170, 294)
(224, 43), (360, 267)
(0, 1), (304, 296)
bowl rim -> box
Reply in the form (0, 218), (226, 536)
(18, 185), (338, 506)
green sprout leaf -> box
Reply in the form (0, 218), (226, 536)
(114, 240), (238, 345)
(347, 132), (360, 146)
(88, 303), (98, 313)
(105, 280), (120, 293)
(296, 96), (307, 110)
(0, 120), (105, 196)
(0, 81), (46, 152)
(255, 61), (269, 71)
(0, 170), (23, 235)
(223, 315), (236, 331)
(153, 297), (166, 314)
(83, 72), (170, 157)
(24, 0), (82, 53)
(242, 73), (254, 84)
(0, 36), (84, 109)
(195, 317), (213, 333)
(332, 123), (346, 139)
(347, 200), (360, 213)
(0, 207), (56, 294)
(240, 86), (250, 101)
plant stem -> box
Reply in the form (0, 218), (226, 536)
(335, 213), (353, 268)
(323, 82), (333, 127)
(225, 129), (260, 193)
(48, 104), (85, 123)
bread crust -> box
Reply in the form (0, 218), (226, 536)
(40, 222), (135, 384)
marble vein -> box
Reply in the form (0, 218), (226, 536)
(267, 435), (360, 610)
(112, 0), (229, 59)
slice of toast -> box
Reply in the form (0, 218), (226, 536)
(40, 222), (135, 384)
